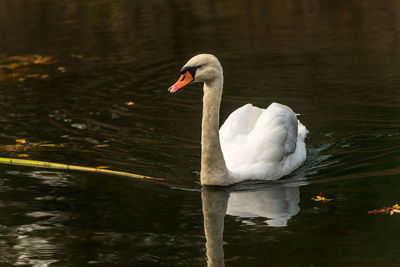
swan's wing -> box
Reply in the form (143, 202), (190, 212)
(249, 103), (298, 159)
(219, 103), (263, 140)
(220, 103), (302, 179)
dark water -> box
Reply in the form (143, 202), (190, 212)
(0, 0), (400, 266)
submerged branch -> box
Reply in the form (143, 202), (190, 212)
(0, 157), (163, 181)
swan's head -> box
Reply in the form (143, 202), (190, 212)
(168, 54), (222, 93)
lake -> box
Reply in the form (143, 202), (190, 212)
(0, 0), (399, 266)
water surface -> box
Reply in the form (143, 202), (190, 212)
(0, 0), (400, 265)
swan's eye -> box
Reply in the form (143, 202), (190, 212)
(180, 65), (202, 77)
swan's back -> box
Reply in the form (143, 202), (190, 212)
(220, 102), (308, 182)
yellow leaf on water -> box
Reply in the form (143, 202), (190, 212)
(17, 154), (29, 158)
(41, 74), (49, 79)
(311, 193), (332, 202)
(18, 77), (26, 82)
(33, 56), (52, 64)
(95, 144), (109, 148)
(95, 166), (110, 169)
(38, 144), (57, 147)
(7, 63), (20, 69)
(26, 74), (40, 78)
(57, 66), (66, 73)
(16, 139), (26, 144)
(125, 101), (135, 106)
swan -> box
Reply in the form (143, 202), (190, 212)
(168, 54), (308, 186)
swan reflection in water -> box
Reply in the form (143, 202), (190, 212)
(202, 180), (302, 266)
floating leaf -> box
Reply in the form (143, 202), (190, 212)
(0, 54), (59, 83)
(6, 63), (20, 69)
(57, 66), (66, 73)
(1, 144), (23, 152)
(95, 166), (110, 169)
(368, 208), (385, 214)
(33, 55), (52, 64)
(26, 74), (40, 78)
(368, 204), (400, 215)
(125, 101), (135, 106)
(17, 154), (29, 158)
(95, 144), (109, 148)
(311, 193), (332, 202)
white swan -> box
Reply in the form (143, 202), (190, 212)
(169, 54), (308, 186)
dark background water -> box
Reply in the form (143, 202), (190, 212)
(0, 0), (400, 266)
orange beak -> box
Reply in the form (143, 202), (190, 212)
(168, 71), (194, 93)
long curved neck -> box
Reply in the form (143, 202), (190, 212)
(200, 76), (231, 185)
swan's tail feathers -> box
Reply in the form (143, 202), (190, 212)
(297, 120), (309, 139)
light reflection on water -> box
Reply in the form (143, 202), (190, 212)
(0, 0), (399, 265)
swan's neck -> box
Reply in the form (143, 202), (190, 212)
(200, 77), (232, 185)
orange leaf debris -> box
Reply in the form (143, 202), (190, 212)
(26, 74), (40, 78)
(95, 166), (110, 169)
(368, 204), (400, 215)
(95, 144), (109, 148)
(311, 193), (332, 202)
(33, 55), (52, 64)
(6, 63), (20, 69)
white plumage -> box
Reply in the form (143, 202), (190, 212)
(220, 102), (308, 183)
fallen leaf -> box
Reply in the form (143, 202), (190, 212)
(95, 144), (109, 148)
(16, 139), (27, 144)
(6, 63), (20, 69)
(41, 74), (49, 79)
(17, 154), (29, 158)
(368, 204), (400, 215)
(4, 145), (20, 152)
(311, 193), (332, 202)
(57, 66), (66, 73)
(33, 56), (52, 64)
(18, 77), (26, 82)
(125, 101), (135, 106)
(95, 166), (110, 169)
(368, 208), (386, 215)
(26, 74), (40, 78)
